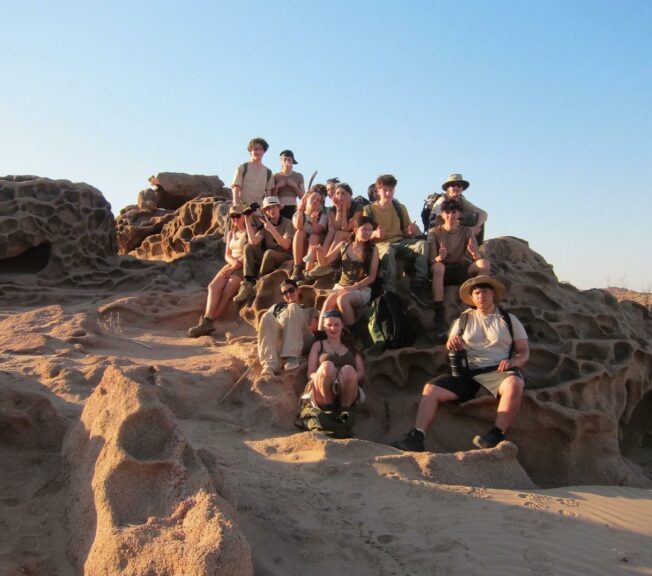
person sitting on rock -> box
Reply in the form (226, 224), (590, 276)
(258, 278), (318, 376)
(188, 204), (249, 337)
(362, 174), (430, 306)
(428, 173), (488, 244)
(233, 196), (294, 304)
(272, 149), (305, 219)
(429, 198), (491, 334)
(316, 216), (379, 327)
(393, 275), (529, 452)
(290, 191), (328, 281)
(323, 183), (364, 250)
(231, 137), (274, 207)
(302, 309), (365, 410)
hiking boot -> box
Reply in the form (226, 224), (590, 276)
(290, 265), (305, 281)
(433, 315), (449, 342)
(391, 428), (425, 452)
(283, 356), (302, 371)
(306, 264), (334, 279)
(233, 280), (255, 304)
(187, 316), (215, 338)
(410, 280), (432, 307)
(472, 426), (505, 449)
(297, 276), (316, 286)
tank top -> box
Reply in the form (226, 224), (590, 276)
(338, 242), (370, 287)
(318, 340), (357, 370)
(228, 229), (247, 261)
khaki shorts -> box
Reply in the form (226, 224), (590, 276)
(431, 367), (524, 403)
(333, 283), (372, 307)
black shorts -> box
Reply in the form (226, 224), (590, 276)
(443, 261), (471, 286)
(431, 367), (524, 403)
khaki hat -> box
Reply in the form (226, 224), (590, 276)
(459, 275), (506, 306)
(229, 203), (246, 216)
(442, 173), (470, 191)
(262, 196), (280, 209)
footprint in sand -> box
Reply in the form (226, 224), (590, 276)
(557, 509), (579, 518)
(556, 496), (580, 507)
(502, 507), (557, 538)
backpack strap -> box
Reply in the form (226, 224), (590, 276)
(241, 163), (272, 187)
(497, 306), (515, 358)
(392, 199), (409, 231)
(456, 309), (473, 336)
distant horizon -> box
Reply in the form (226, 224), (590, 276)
(3, 0), (650, 291)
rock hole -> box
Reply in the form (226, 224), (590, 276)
(0, 242), (51, 273)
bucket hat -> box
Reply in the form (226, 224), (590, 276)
(459, 275), (506, 306)
(441, 173), (470, 191)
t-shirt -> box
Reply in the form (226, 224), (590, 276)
(261, 216), (294, 253)
(449, 309), (528, 370)
(292, 209), (328, 235)
(364, 201), (410, 244)
(232, 162), (274, 205)
(429, 225), (474, 264)
(274, 171), (305, 206)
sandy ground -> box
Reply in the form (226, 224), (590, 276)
(1, 301), (651, 576)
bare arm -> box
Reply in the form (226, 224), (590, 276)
(354, 352), (365, 382)
(498, 339), (529, 372)
(307, 341), (320, 380)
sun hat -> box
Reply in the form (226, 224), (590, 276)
(228, 203), (246, 216)
(459, 275), (506, 306)
(279, 150), (298, 164)
(441, 173), (470, 191)
(262, 196), (280, 209)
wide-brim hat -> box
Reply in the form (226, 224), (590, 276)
(262, 196), (280, 209)
(279, 149), (298, 164)
(459, 275), (506, 306)
(229, 203), (246, 216)
(441, 173), (470, 191)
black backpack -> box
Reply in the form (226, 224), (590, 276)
(368, 291), (415, 349)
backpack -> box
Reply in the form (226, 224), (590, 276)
(240, 162), (273, 188)
(421, 192), (442, 231)
(297, 404), (355, 438)
(457, 307), (515, 358)
(368, 291), (415, 349)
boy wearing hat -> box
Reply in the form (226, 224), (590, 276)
(428, 173), (488, 244)
(272, 149), (305, 219)
(393, 275), (529, 452)
(429, 198), (491, 332)
(231, 137), (275, 206)
(233, 196), (294, 304)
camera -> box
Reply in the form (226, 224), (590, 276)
(242, 202), (260, 216)
(448, 349), (469, 378)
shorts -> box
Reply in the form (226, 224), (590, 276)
(301, 380), (366, 408)
(431, 367), (524, 403)
(333, 283), (372, 306)
(443, 261), (472, 286)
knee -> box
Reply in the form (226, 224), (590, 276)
(501, 377), (524, 397)
(317, 361), (337, 379)
(339, 365), (357, 383)
(432, 262), (445, 277)
(476, 258), (490, 272)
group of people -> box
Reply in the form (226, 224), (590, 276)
(189, 137), (530, 451)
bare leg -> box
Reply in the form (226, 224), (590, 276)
(468, 258), (491, 277)
(337, 365), (359, 408)
(293, 229), (307, 266)
(322, 228), (335, 252)
(336, 291), (361, 326)
(431, 262), (445, 302)
(205, 271), (228, 319)
(212, 275), (242, 320)
(494, 376), (524, 433)
(312, 361), (337, 407)
(414, 383), (459, 432)
(318, 292), (340, 329)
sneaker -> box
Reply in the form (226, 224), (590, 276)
(290, 265), (305, 281)
(233, 281), (255, 304)
(306, 264), (333, 279)
(187, 316), (215, 338)
(391, 428), (425, 452)
(410, 280), (432, 307)
(261, 364), (277, 376)
(297, 276), (316, 287)
(472, 426), (505, 449)
(283, 356), (302, 371)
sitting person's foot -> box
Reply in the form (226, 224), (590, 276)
(233, 280), (255, 304)
(472, 426), (505, 449)
(433, 314), (449, 341)
(305, 264), (333, 279)
(297, 276), (316, 286)
(260, 364), (277, 376)
(391, 428), (425, 452)
(187, 316), (215, 338)
(410, 280), (432, 307)
(290, 265), (305, 281)
(283, 356), (302, 371)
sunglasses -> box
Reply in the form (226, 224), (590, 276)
(323, 309), (343, 319)
(281, 287), (297, 296)
(230, 213), (243, 219)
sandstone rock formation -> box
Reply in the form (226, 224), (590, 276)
(151, 172), (229, 209)
(63, 365), (253, 576)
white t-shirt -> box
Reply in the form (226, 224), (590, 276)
(449, 309), (528, 369)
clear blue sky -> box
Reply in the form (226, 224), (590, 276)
(3, 0), (651, 290)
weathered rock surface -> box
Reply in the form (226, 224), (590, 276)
(63, 365), (253, 576)
(151, 172), (229, 208)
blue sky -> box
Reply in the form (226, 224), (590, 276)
(3, 0), (651, 290)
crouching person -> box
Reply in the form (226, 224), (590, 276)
(258, 279), (318, 376)
(304, 309), (365, 410)
(393, 276), (529, 452)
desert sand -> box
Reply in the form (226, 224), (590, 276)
(1, 175), (651, 575)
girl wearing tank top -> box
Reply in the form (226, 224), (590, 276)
(187, 204), (248, 338)
(316, 216), (379, 327)
(304, 310), (365, 410)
